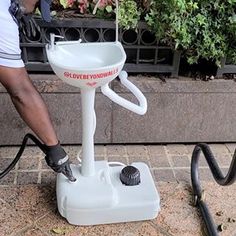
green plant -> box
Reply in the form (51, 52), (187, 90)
(118, 0), (141, 29)
(51, 0), (143, 28)
(38, 0), (236, 67)
(50, 0), (115, 17)
(145, 0), (236, 66)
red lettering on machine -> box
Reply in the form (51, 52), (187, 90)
(63, 68), (119, 80)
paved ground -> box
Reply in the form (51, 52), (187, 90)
(0, 144), (235, 236)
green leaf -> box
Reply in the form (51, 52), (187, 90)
(59, 0), (68, 9)
(118, 0), (141, 29)
(51, 228), (65, 234)
(34, 7), (41, 16)
(105, 5), (113, 13)
(51, 226), (73, 235)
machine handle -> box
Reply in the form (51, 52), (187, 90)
(49, 34), (64, 50)
(101, 71), (147, 115)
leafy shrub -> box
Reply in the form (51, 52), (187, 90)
(118, 0), (141, 29)
(45, 0), (236, 66)
(145, 0), (236, 66)
(51, 0), (115, 17)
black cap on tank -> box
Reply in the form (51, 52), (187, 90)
(120, 166), (141, 186)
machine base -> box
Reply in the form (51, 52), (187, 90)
(56, 161), (160, 225)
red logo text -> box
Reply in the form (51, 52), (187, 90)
(64, 68), (119, 80)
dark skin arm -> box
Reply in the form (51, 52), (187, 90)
(0, 0), (76, 181)
(0, 66), (58, 146)
(0, 66), (76, 181)
(2, 0), (56, 145)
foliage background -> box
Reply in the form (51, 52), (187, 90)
(45, 0), (236, 66)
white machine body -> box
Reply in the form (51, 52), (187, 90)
(57, 161), (160, 225)
(46, 0), (160, 226)
(46, 41), (126, 89)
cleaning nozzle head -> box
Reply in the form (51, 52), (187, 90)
(62, 168), (76, 182)
(67, 175), (77, 182)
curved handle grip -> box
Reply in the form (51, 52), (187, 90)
(101, 71), (147, 115)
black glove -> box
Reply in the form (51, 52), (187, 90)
(19, 14), (40, 38)
(9, 0), (40, 38)
(44, 143), (76, 182)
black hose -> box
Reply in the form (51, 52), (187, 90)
(0, 133), (46, 179)
(191, 143), (236, 236)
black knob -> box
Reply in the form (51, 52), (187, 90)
(120, 166), (141, 186)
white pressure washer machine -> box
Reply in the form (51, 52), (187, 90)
(46, 0), (160, 226)
(1, 1), (235, 233)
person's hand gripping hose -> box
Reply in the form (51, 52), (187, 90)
(44, 143), (76, 182)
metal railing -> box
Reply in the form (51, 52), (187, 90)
(20, 18), (180, 76)
(191, 143), (236, 236)
(216, 58), (236, 77)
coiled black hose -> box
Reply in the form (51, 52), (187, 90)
(0, 133), (46, 179)
(191, 143), (236, 236)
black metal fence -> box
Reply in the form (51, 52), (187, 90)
(20, 18), (180, 76)
(216, 58), (236, 77)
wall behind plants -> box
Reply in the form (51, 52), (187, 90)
(46, 0), (236, 69)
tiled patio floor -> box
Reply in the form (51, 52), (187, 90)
(0, 144), (235, 236)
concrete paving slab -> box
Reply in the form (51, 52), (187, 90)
(0, 144), (235, 235)
(0, 181), (235, 236)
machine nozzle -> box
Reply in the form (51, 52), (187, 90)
(62, 167), (77, 182)
(64, 173), (77, 182)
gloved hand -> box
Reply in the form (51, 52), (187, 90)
(18, 14), (40, 38)
(9, 0), (40, 38)
(44, 143), (76, 182)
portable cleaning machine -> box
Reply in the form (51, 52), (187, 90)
(44, 0), (160, 225)
(0, 0), (235, 234)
